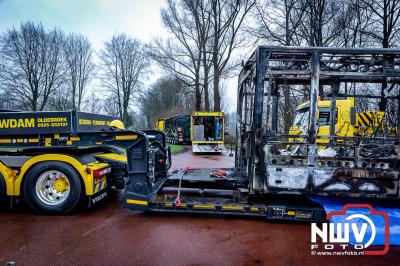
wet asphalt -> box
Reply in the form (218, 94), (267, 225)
(0, 146), (399, 265)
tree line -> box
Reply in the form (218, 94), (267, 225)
(0, 22), (149, 127)
(248, 0), (400, 132)
(147, 0), (400, 129)
(1, 0), (399, 129)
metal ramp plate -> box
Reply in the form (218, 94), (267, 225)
(192, 144), (226, 153)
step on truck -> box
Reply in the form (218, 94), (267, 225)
(0, 110), (170, 214)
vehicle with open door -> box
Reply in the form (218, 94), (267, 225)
(191, 111), (225, 153)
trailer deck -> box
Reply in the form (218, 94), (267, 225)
(125, 168), (325, 221)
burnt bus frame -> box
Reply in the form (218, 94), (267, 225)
(236, 46), (400, 198)
(122, 46), (399, 222)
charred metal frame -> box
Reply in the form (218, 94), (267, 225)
(236, 46), (400, 199)
(121, 46), (399, 222)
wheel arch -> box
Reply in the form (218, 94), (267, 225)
(15, 154), (92, 196)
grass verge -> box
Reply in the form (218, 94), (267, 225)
(170, 144), (184, 154)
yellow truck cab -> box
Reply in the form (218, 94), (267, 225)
(289, 97), (389, 144)
(156, 118), (165, 131)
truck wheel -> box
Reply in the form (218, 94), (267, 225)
(23, 162), (82, 215)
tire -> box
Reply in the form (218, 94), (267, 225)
(23, 161), (82, 215)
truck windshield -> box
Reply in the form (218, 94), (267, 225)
(293, 108), (309, 127)
(292, 107), (335, 129)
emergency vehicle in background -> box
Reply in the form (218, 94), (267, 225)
(191, 111), (225, 153)
(163, 115), (191, 144)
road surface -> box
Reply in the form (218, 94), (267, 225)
(1, 147), (399, 265)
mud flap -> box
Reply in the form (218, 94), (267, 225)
(88, 189), (108, 208)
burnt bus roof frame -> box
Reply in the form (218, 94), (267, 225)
(236, 46), (400, 197)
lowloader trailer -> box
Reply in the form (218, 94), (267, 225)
(0, 110), (170, 214)
(122, 46), (399, 221)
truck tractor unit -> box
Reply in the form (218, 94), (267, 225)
(191, 112), (226, 153)
(289, 97), (396, 145)
(0, 110), (169, 214)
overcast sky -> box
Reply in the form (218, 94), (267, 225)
(0, 0), (238, 112)
(0, 0), (167, 50)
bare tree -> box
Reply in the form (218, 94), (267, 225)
(0, 22), (65, 111)
(102, 95), (121, 117)
(248, 0), (306, 132)
(298, 0), (345, 47)
(0, 90), (15, 110)
(63, 33), (95, 111)
(359, 0), (400, 110)
(151, 0), (253, 112)
(249, 0), (306, 46)
(47, 84), (73, 111)
(141, 76), (195, 128)
(249, 0), (371, 48)
(337, 0), (372, 48)
(82, 93), (104, 114)
(360, 0), (400, 48)
(210, 0), (255, 111)
(99, 34), (148, 126)
(187, 0), (213, 111)
(149, 0), (204, 110)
